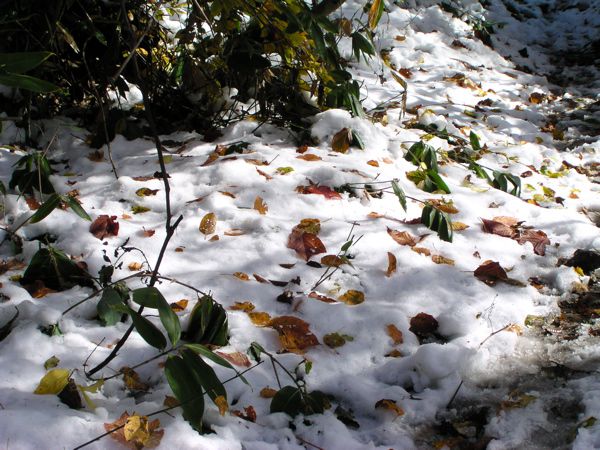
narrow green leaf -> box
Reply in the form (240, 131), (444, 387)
(391, 180), (407, 212)
(270, 386), (305, 416)
(350, 129), (365, 150)
(63, 196), (91, 221)
(0, 307), (18, 341)
(0, 73), (60, 93)
(128, 307), (167, 350)
(165, 355), (205, 431)
(29, 193), (61, 223)
(426, 170), (451, 194)
(158, 301), (181, 346)
(131, 286), (164, 308)
(181, 349), (226, 406)
(0, 51), (53, 74)
(469, 131), (481, 151)
(184, 343), (249, 386)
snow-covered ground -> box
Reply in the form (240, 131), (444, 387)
(1, 1), (599, 449)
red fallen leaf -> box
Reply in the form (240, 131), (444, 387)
(516, 229), (550, 256)
(287, 227), (326, 261)
(25, 196), (41, 210)
(269, 316), (319, 354)
(232, 405), (257, 422)
(474, 260), (508, 286)
(387, 228), (417, 246)
(481, 218), (516, 238)
(215, 351), (251, 367)
(90, 215), (119, 239)
(409, 312), (439, 338)
(296, 184), (342, 200)
(308, 291), (337, 303)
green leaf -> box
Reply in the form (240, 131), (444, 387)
(270, 386), (305, 416)
(468, 161), (491, 181)
(351, 32), (375, 62)
(181, 349), (226, 407)
(0, 307), (18, 341)
(62, 196), (91, 221)
(0, 52), (53, 74)
(405, 142), (438, 171)
(492, 171), (521, 196)
(426, 170), (451, 194)
(421, 205), (453, 242)
(184, 343), (249, 386)
(391, 180), (407, 212)
(350, 129), (365, 150)
(97, 287), (124, 327)
(29, 193), (61, 223)
(128, 307), (167, 350)
(132, 287), (180, 345)
(0, 73), (60, 93)
(165, 355), (205, 431)
(186, 294), (228, 346)
(0, 181), (6, 196)
(248, 341), (265, 362)
(469, 131), (481, 151)
(21, 246), (92, 291)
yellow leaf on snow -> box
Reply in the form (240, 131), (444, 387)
(269, 315), (320, 354)
(170, 299), (189, 312)
(431, 254), (455, 265)
(451, 221), (469, 231)
(386, 324), (403, 345)
(253, 196), (268, 215)
(338, 290), (365, 306)
(233, 272), (250, 281)
(117, 413), (164, 449)
(248, 311), (272, 326)
(199, 212), (217, 235)
(230, 301), (255, 312)
(34, 368), (70, 394)
(215, 395), (229, 416)
(375, 399), (404, 416)
(260, 387), (278, 398)
(387, 228), (417, 246)
(120, 367), (149, 392)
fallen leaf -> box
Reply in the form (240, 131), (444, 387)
(338, 290), (365, 306)
(474, 260), (508, 286)
(141, 228), (155, 237)
(287, 227), (326, 261)
(386, 252), (397, 277)
(88, 149), (104, 162)
(120, 367), (149, 392)
(481, 218), (516, 238)
(25, 196), (41, 210)
(256, 168), (273, 180)
(296, 145), (309, 154)
(90, 215), (119, 239)
(386, 324), (403, 345)
(505, 323), (523, 335)
(375, 399), (404, 416)
(232, 405), (257, 422)
(516, 229), (550, 256)
(224, 229), (245, 236)
(132, 175), (155, 182)
(296, 154), (322, 161)
(230, 301), (255, 312)
(260, 387), (278, 398)
(367, 160), (379, 167)
(427, 199), (459, 214)
(163, 396), (179, 408)
(368, 211), (385, 219)
(253, 273), (268, 283)
(529, 92), (547, 104)
(199, 212), (217, 235)
(135, 188), (159, 197)
(308, 292), (337, 303)
(269, 316), (319, 354)
(296, 218), (321, 234)
(170, 299), (189, 312)
(253, 196), (268, 215)
(501, 393), (537, 410)
(332, 128), (352, 153)
(245, 159), (268, 166)
(233, 272), (250, 281)
(215, 351), (251, 367)
(451, 222), (469, 231)
(296, 184), (342, 200)
(34, 368), (70, 394)
(493, 216), (520, 227)
(320, 255), (346, 267)
(409, 312), (439, 338)
(105, 412), (164, 449)
(32, 286), (56, 298)
(324, 332), (352, 348)
(219, 191), (236, 198)
(128, 262), (143, 271)
(248, 311), (272, 327)
(385, 349), (403, 358)
(411, 246), (431, 256)
(431, 255), (455, 265)
(131, 205), (151, 214)
(44, 356), (60, 370)
(387, 228), (417, 246)
(214, 395), (228, 416)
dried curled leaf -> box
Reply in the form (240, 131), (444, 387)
(387, 228), (417, 246)
(199, 212), (217, 235)
(474, 260), (508, 286)
(253, 196), (268, 215)
(90, 215), (119, 239)
(386, 252), (397, 277)
(287, 226), (326, 261)
(105, 412), (164, 449)
(481, 218), (516, 238)
(332, 128), (352, 153)
(215, 351), (251, 367)
(516, 229), (550, 256)
(269, 316), (319, 354)
(409, 312), (438, 338)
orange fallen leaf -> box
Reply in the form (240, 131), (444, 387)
(367, 160), (379, 167)
(253, 196), (268, 215)
(296, 154), (322, 161)
(387, 228), (417, 246)
(233, 272), (250, 281)
(269, 315), (319, 354)
(411, 246), (431, 256)
(287, 228), (326, 261)
(214, 395), (228, 416)
(308, 292), (337, 303)
(230, 301), (255, 312)
(338, 290), (365, 306)
(386, 252), (397, 277)
(386, 324), (403, 345)
(128, 262), (143, 271)
(375, 399), (404, 416)
(199, 212), (217, 235)
(232, 405), (257, 422)
(170, 299), (189, 312)
(248, 312), (272, 326)
(260, 387), (278, 398)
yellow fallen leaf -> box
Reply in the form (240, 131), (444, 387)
(34, 368), (70, 395)
(253, 196), (268, 215)
(375, 398), (404, 416)
(451, 221), (469, 231)
(170, 299), (189, 312)
(230, 301), (255, 312)
(431, 255), (455, 265)
(386, 324), (403, 345)
(248, 311), (272, 326)
(120, 367), (149, 392)
(128, 262), (143, 271)
(199, 212), (217, 235)
(260, 387), (278, 398)
(338, 290), (365, 306)
(233, 272), (250, 281)
(78, 379), (105, 410)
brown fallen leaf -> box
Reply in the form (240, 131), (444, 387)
(163, 395), (179, 408)
(232, 405), (257, 422)
(296, 184), (342, 200)
(219, 191), (236, 198)
(248, 311), (272, 327)
(431, 254), (455, 265)
(332, 128), (352, 153)
(233, 272), (250, 281)
(387, 228), (417, 246)
(136, 188), (159, 197)
(385, 349), (403, 358)
(427, 199), (459, 214)
(516, 229), (550, 256)
(287, 226), (327, 261)
(141, 228), (155, 237)
(199, 212), (217, 235)
(253, 196), (268, 215)
(88, 149), (104, 162)
(260, 387), (278, 398)
(367, 160), (379, 167)
(411, 246), (431, 256)
(386, 252), (397, 277)
(25, 196), (41, 210)
(386, 324), (403, 345)
(375, 399), (404, 416)
(253, 273), (268, 283)
(308, 291), (337, 303)
(296, 154), (322, 161)
(474, 260), (508, 286)
(481, 218), (516, 238)
(256, 168), (273, 180)
(320, 255), (346, 267)
(128, 262), (143, 271)
(90, 215), (119, 240)
(269, 315), (319, 354)
(451, 222), (469, 231)
(230, 301), (255, 312)
(215, 351), (251, 367)
(409, 312), (439, 338)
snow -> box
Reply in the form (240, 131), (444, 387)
(1, 0), (600, 449)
